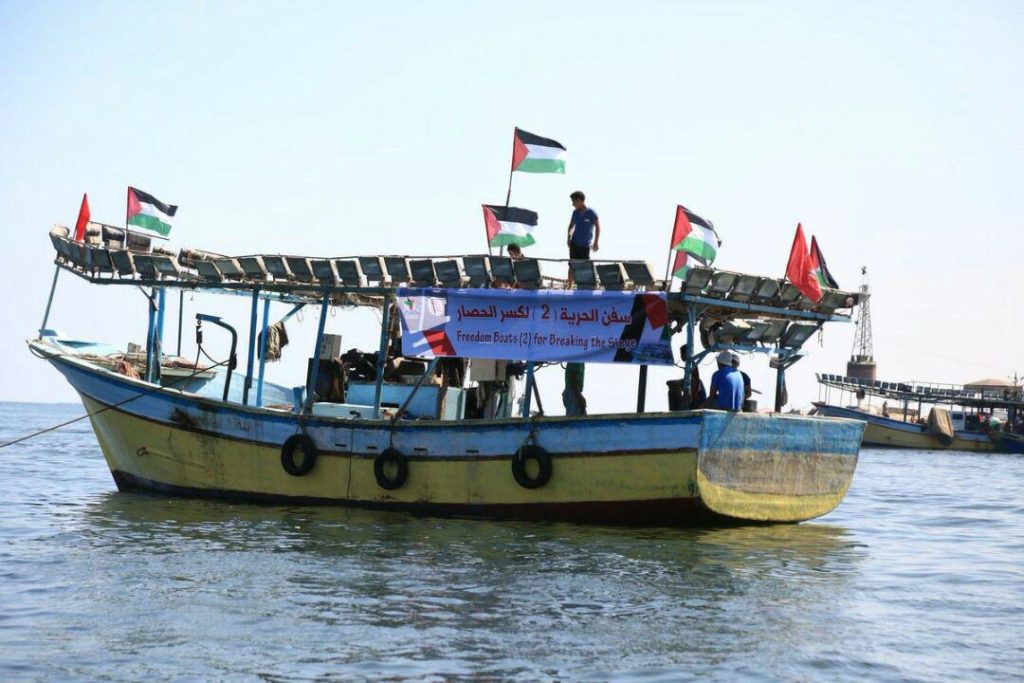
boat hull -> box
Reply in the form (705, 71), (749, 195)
(42, 344), (865, 525)
(813, 403), (997, 452)
(989, 432), (1024, 454)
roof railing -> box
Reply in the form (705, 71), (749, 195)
(45, 229), (860, 319)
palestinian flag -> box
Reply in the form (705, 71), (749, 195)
(809, 236), (839, 289)
(512, 128), (566, 174)
(671, 205), (720, 264)
(127, 187), (177, 237)
(785, 223), (823, 303)
(483, 205), (537, 248)
(672, 250), (705, 279)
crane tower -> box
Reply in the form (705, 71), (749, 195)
(847, 266), (876, 381)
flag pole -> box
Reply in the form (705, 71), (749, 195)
(504, 150), (515, 211)
(499, 128), (517, 257)
(662, 207), (677, 291)
(784, 223), (801, 280)
(662, 250), (675, 292)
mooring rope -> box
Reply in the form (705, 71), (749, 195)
(1, 348), (230, 450)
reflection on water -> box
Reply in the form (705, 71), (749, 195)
(48, 492), (866, 680)
(1, 402), (1021, 682)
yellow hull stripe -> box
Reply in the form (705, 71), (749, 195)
(697, 470), (851, 523)
(85, 396), (700, 506)
(863, 423), (995, 452)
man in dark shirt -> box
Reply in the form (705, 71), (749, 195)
(732, 354), (753, 411)
(566, 191), (601, 288)
(668, 364), (707, 410)
(562, 362), (587, 416)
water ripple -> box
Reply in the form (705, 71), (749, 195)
(0, 402), (1021, 681)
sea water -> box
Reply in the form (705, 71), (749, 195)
(0, 401), (1020, 682)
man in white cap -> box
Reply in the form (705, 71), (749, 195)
(707, 350), (744, 411)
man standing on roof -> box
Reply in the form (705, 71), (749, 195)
(707, 351), (744, 412)
(566, 191), (600, 288)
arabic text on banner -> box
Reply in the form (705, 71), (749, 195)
(396, 288), (673, 365)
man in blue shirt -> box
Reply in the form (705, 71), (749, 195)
(566, 190), (601, 288)
(707, 351), (744, 412)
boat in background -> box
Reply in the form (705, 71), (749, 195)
(989, 430), (1024, 454)
(30, 221), (868, 524)
(813, 374), (1023, 453)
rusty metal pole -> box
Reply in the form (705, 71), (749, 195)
(682, 302), (696, 408)
(774, 363), (785, 413)
(372, 296), (393, 418)
(636, 365), (648, 413)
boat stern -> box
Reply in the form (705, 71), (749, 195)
(695, 412), (864, 523)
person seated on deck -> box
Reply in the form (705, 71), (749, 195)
(495, 244), (525, 290)
(706, 351), (744, 412)
(492, 247), (521, 289)
(668, 363), (707, 410)
(562, 362), (587, 416)
(690, 366), (707, 408)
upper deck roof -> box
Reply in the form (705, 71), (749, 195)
(47, 223), (859, 329)
(818, 372), (1024, 409)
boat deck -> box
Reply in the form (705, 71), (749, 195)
(818, 373), (1023, 411)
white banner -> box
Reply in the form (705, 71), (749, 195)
(396, 288), (673, 365)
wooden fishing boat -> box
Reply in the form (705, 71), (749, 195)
(30, 222), (868, 524)
(814, 375), (1023, 453)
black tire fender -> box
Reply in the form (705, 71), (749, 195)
(281, 433), (318, 477)
(512, 444), (552, 489)
(374, 448), (409, 490)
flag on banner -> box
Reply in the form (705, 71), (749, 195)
(809, 236), (839, 289)
(671, 205), (720, 265)
(127, 187), (177, 237)
(785, 223), (823, 302)
(483, 204), (538, 247)
(511, 128), (566, 174)
(73, 193), (91, 242)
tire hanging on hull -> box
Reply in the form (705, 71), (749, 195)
(512, 444), (552, 489)
(281, 433), (318, 476)
(374, 448), (409, 490)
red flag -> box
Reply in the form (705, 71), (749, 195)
(73, 193), (91, 241)
(785, 223), (822, 302)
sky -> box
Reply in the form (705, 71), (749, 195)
(1, 1), (1022, 414)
